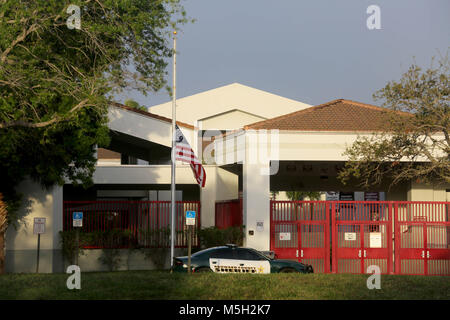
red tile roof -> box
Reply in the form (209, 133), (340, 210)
(111, 102), (194, 129)
(244, 99), (412, 132)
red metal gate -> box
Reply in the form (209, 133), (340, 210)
(332, 201), (393, 274)
(395, 202), (450, 275)
(270, 200), (450, 275)
(270, 201), (330, 273)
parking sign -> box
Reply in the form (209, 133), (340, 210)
(73, 212), (83, 227)
(185, 211), (196, 226)
(33, 218), (46, 234)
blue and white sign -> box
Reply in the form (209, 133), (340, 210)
(185, 211), (196, 226)
(73, 212), (83, 227)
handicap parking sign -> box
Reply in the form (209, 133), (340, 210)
(185, 211), (196, 225)
(73, 212), (83, 227)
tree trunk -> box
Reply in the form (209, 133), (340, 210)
(0, 193), (7, 274)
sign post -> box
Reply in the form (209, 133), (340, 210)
(73, 212), (83, 265)
(185, 211), (196, 274)
(33, 217), (46, 273)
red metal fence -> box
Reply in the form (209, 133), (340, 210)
(395, 202), (450, 275)
(332, 201), (393, 274)
(270, 200), (450, 276)
(63, 201), (201, 248)
(215, 199), (243, 229)
(271, 201), (330, 273)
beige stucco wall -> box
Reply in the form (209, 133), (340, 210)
(218, 130), (447, 167)
(5, 180), (63, 273)
(199, 109), (266, 130)
(215, 131), (364, 167)
(92, 165), (199, 185)
(277, 132), (362, 161)
(149, 83), (310, 126)
(408, 181), (450, 201)
(200, 166), (239, 228)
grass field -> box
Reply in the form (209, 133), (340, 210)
(0, 271), (449, 300)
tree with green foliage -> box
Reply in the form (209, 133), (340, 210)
(0, 0), (190, 273)
(124, 99), (147, 111)
(338, 56), (450, 189)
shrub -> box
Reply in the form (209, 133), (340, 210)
(95, 229), (134, 271)
(139, 226), (171, 248)
(60, 229), (136, 270)
(197, 226), (244, 248)
(59, 230), (87, 265)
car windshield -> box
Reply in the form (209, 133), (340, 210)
(191, 247), (223, 258)
(190, 246), (272, 260)
(257, 251), (273, 260)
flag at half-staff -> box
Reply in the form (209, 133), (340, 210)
(175, 125), (206, 188)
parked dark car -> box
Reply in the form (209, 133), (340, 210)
(172, 244), (314, 274)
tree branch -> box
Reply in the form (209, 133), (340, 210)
(0, 99), (91, 129)
(0, 23), (40, 64)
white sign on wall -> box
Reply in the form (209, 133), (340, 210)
(279, 232), (291, 241)
(344, 232), (357, 241)
(256, 221), (264, 232)
(369, 232), (382, 248)
(33, 217), (46, 235)
(326, 192), (340, 201)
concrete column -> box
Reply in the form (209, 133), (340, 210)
(243, 160), (270, 251)
(200, 166), (217, 228)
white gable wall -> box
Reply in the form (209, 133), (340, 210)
(199, 109), (266, 130)
(149, 83), (310, 127)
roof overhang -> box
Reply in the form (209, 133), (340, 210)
(108, 103), (195, 148)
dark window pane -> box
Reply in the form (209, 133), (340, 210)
(192, 247), (216, 258)
(236, 248), (265, 261)
(209, 248), (234, 259)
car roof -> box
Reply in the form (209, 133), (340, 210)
(194, 245), (243, 254)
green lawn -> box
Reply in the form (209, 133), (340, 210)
(0, 271), (449, 300)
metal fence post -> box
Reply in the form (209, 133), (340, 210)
(331, 202), (337, 273)
(394, 202), (399, 274)
(325, 201), (331, 273)
(388, 202), (393, 274)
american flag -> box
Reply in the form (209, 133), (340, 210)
(175, 125), (206, 188)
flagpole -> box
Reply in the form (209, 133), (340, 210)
(170, 30), (177, 270)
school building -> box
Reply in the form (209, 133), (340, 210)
(5, 83), (449, 274)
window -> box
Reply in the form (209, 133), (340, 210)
(209, 248), (235, 259)
(236, 248), (266, 261)
(192, 248), (216, 259)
